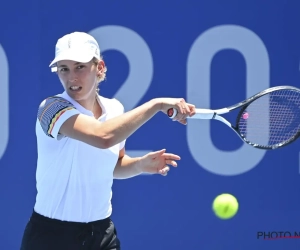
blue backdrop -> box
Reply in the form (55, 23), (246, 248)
(1, 0), (300, 249)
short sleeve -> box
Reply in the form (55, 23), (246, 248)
(37, 96), (80, 140)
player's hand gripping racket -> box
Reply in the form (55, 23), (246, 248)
(167, 86), (300, 149)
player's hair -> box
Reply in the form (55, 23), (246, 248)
(93, 56), (107, 93)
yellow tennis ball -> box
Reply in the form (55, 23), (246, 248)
(212, 193), (239, 219)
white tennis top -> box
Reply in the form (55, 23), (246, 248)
(34, 91), (125, 223)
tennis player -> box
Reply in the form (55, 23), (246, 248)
(20, 31), (195, 250)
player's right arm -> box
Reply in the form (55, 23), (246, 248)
(38, 96), (195, 149)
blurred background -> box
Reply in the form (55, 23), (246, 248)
(1, 0), (300, 249)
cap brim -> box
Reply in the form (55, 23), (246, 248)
(49, 49), (95, 67)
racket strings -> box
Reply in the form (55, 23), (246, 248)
(238, 89), (300, 148)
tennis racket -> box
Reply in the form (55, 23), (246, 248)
(167, 85), (300, 150)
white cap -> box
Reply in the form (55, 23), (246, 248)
(49, 32), (100, 71)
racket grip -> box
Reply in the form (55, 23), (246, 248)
(167, 108), (178, 119)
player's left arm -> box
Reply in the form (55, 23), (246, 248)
(113, 148), (180, 179)
(113, 148), (143, 179)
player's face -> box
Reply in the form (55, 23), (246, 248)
(56, 59), (103, 101)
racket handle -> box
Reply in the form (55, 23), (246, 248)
(167, 107), (227, 120)
(167, 108), (213, 119)
(167, 108), (178, 119)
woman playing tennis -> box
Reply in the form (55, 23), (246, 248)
(20, 31), (195, 250)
